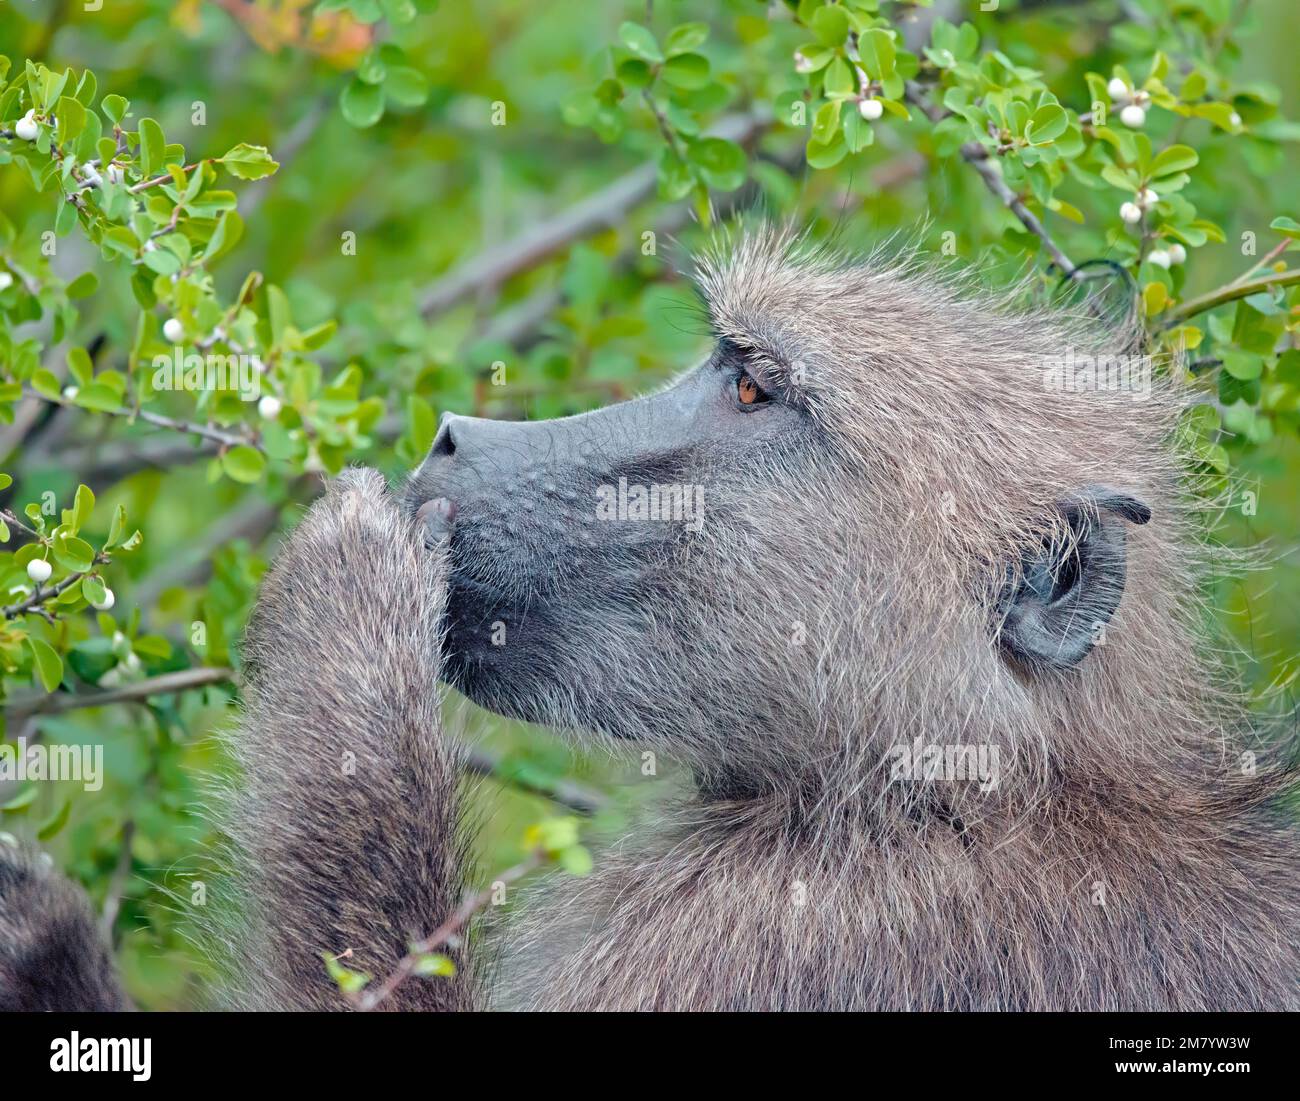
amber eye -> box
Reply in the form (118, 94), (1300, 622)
(736, 372), (768, 407)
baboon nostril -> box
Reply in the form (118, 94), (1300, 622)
(430, 417), (456, 458)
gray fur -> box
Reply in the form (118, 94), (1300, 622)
(0, 841), (128, 1010)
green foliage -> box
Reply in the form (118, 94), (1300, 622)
(1, 0), (1298, 1008)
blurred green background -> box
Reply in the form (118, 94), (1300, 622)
(1, 0), (1296, 1008)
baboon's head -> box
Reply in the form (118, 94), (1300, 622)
(405, 228), (1197, 797)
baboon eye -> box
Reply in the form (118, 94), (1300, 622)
(736, 372), (769, 408)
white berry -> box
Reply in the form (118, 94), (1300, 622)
(14, 110), (39, 142)
(0, 273), (12, 292)
(91, 587), (115, 611)
(258, 395), (282, 419)
(27, 559), (52, 584)
(1133, 90), (1152, 109)
(1107, 77), (1128, 100)
(63, 386), (79, 399)
(1229, 111), (1242, 127)
(858, 98), (883, 121)
(1147, 250), (1171, 269)
(1120, 202), (1143, 224)
(1138, 188), (1158, 207)
(1168, 243), (1187, 264)
(162, 318), (185, 343)
(1120, 104), (1146, 128)
(793, 51), (813, 74)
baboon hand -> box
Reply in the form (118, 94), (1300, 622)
(243, 465), (449, 680)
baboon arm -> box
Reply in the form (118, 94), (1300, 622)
(227, 467), (476, 1010)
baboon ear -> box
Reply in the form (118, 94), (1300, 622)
(997, 486), (1151, 672)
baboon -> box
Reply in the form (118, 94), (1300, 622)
(3, 228), (1297, 1010)
(0, 842), (127, 1011)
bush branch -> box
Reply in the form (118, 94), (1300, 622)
(5, 666), (235, 714)
(24, 389), (259, 451)
(1163, 267), (1300, 327)
(416, 109), (771, 319)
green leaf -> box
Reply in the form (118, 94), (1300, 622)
(32, 369), (62, 400)
(82, 575), (107, 606)
(662, 53), (710, 90)
(67, 346), (94, 387)
(72, 484), (94, 533)
(204, 209), (244, 263)
(665, 22), (709, 56)
(384, 67), (429, 108)
(138, 117), (165, 177)
(687, 137), (747, 191)
(858, 29), (897, 81)
(340, 78), (385, 128)
(806, 133), (847, 169)
(1221, 350), (1264, 380)
(1149, 144), (1199, 179)
(811, 5), (849, 46)
(55, 95), (86, 142)
(812, 100), (841, 145)
(142, 247), (182, 275)
(618, 22), (663, 63)
(412, 953), (457, 978)
(101, 93), (128, 124)
(1269, 216), (1300, 240)
(219, 143), (280, 180)
(37, 799), (72, 841)
(53, 534), (95, 572)
(73, 384), (124, 412)
(27, 637), (64, 694)
(1, 785), (37, 812)
(221, 446), (266, 484)
(1026, 103), (1068, 145)
(822, 57), (855, 99)
(105, 503), (126, 548)
(322, 952), (372, 994)
(406, 395), (436, 455)
(559, 844), (594, 876)
(65, 271), (98, 298)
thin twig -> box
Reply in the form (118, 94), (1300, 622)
(100, 819), (136, 941)
(1227, 236), (1292, 288)
(5, 666), (235, 714)
(24, 390), (258, 450)
(1, 560), (107, 621)
(355, 849), (545, 1011)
